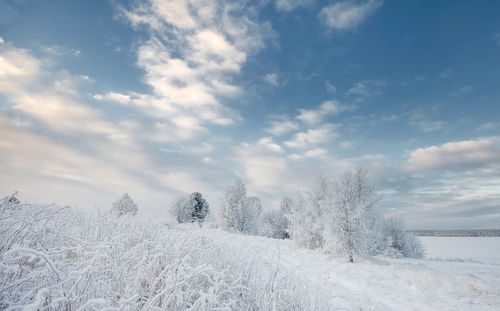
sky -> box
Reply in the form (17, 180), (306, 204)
(0, 0), (499, 229)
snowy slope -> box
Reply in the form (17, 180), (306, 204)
(193, 228), (500, 310)
(1, 204), (499, 310)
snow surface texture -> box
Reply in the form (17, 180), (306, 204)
(0, 201), (499, 310)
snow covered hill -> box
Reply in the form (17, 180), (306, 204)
(190, 227), (500, 310)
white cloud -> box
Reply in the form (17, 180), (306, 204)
(296, 100), (350, 125)
(405, 137), (500, 172)
(284, 123), (338, 149)
(345, 79), (388, 101)
(319, 0), (383, 31)
(236, 139), (287, 193)
(114, 0), (275, 132)
(287, 147), (328, 160)
(266, 118), (300, 136)
(275, 0), (314, 12)
(263, 72), (280, 87)
(0, 43), (120, 138)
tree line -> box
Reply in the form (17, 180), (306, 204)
(111, 167), (424, 262)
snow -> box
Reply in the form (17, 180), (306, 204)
(197, 228), (500, 310)
(1, 199), (499, 310)
(420, 236), (500, 264)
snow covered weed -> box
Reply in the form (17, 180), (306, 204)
(0, 197), (251, 310)
(0, 197), (328, 310)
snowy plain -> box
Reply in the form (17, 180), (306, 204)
(197, 229), (500, 310)
(1, 201), (499, 310)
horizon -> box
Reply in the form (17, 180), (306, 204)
(1, 0), (499, 230)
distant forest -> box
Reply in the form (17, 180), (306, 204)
(411, 229), (500, 237)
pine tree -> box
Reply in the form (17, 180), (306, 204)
(190, 192), (209, 224)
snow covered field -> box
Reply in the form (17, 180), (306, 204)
(420, 236), (500, 264)
(1, 201), (499, 310)
(199, 229), (500, 310)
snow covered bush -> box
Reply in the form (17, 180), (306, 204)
(111, 192), (138, 217)
(0, 195), (340, 310)
(0, 197), (252, 310)
(260, 209), (288, 239)
(220, 180), (262, 234)
(286, 168), (424, 262)
(172, 192), (210, 225)
(260, 197), (292, 239)
(384, 217), (425, 258)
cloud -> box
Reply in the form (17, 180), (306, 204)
(319, 0), (383, 31)
(114, 0), (275, 132)
(450, 85), (474, 97)
(266, 118), (300, 136)
(345, 79), (388, 101)
(476, 122), (500, 131)
(263, 72), (280, 87)
(275, 0), (315, 12)
(284, 123), (338, 149)
(296, 100), (351, 125)
(0, 43), (120, 138)
(440, 68), (452, 79)
(325, 80), (336, 93)
(287, 147), (328, 160)
(405, 137), (500, 172)
(407, 108), (447, 133)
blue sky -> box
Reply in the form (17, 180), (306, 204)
(1, 0), (499, 229)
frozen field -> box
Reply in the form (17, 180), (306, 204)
(1, 204), (499, 310)
(420, 236), (500, 264)
(201, 229), (500, 310)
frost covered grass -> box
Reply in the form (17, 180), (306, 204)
(1, 196), (499, 310)
(0, 197), (330, 310)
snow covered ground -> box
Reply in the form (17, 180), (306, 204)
(1, 202), (499, 310)
(195, 228), (500, 310)
(420, 236), (500, 264)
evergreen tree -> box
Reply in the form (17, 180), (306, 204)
(191, 192), (209, 223)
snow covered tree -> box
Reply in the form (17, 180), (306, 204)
(172, 195), (193, 223)
(220, 180), (262, 234)
(260, 207), (288, 239)
(191, 192), (209, 223)
(286, 192), (318, 248)
(171, 192), (210, 225)
(112, 193), (138, 217)
(329, 168), (379, 262)
(384, 217), (425, 258)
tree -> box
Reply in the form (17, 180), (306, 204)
(112, 193), (138, 217)
(172, 195), (193, 223)
(191, 192), (209, 223)
(172, 192), (210, 225)
(220, 180), (262, 234)
(260, 208), (288, 239)
(384, 217), (425, 258)
(329, 168), (378, 262)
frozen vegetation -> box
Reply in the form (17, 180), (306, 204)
(1, 169), (499, 310)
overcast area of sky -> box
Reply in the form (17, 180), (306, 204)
(0, 0), (499, 229)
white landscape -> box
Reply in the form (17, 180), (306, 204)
(1, 0), (500, 310)
(1, 184), (499, 310)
